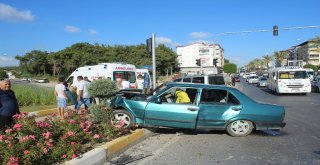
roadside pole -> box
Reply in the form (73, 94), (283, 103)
(152, 33), (156, 89)
(200, 58), (203, 74)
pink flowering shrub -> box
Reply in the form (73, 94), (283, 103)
(0, 108), (127, 165)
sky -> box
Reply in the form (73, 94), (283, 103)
(0, 0), (320, 67)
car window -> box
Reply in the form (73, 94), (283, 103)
(173, 78), (181, 82)
(260, 78), (267, 81)
(200, 89), (240, 105)
(208, 76), (225, 85)
(192, 77), (204, 83)
(183, 78), (191, 82)
(159, 87), (197, 104)
(227, 92), (240, 105)
(200, 89), (227, 104)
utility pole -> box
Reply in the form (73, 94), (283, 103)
(152, 33), (156, 89)
(200, 58), (203, 74)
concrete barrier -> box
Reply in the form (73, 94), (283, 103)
(63, 129), (149, 165)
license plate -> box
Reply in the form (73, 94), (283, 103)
(291, 88), (300, 92)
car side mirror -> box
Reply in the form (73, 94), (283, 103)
(155, 97), (162, 104)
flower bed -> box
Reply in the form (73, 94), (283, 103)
(0, 106), (127, 165)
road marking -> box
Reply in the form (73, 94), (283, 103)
(138, 135), (181, 165)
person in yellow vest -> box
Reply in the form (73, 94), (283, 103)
(175, 89), (191, 103)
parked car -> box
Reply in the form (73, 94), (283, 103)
(36, 78), (49, 83)
(247, 76), (259, 84)
(257, 77), (268, 87)
(173, 74), (226, 85)
(110, 82), (286, 137)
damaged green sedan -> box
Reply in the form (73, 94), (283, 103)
(111, 82), (286, 137)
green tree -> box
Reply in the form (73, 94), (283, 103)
(0, 70), (8, 79)
(303, 64), (318, 71)
(223, 63), (237, 73)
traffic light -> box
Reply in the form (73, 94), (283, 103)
(146, 38), (152, 55)
(273, 25), (278, 36)
(213, 58), (218, 67)
(195, 59), (200, 66)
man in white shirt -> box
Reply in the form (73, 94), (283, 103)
(54, 77), (68, 119)
(121, 78), (130, 89)
(76, 76), (91, 110)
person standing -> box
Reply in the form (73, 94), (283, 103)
(63, 81), (76, 108)
(121, 78), (130, 89)
(143, 74), (151, 94)
(54, 77), (68, 119)
(76, 76), (91, 110)
(231, 76), (236, 86)
(135, 74), (144, 90)
(0, 79), (20, 130)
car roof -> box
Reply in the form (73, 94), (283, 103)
(165, 82), (234, 90)
(182, 74), (224, 78)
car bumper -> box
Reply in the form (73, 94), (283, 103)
(255, 121), (286, 130)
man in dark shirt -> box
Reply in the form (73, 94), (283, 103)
(0, 79), (20, 130)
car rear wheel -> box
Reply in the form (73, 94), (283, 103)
(226, 120), (253, 137)
(113, 110), (134, 129)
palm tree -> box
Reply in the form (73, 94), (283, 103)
(273, 51), (287, 67)
(262, 55), (273, 69)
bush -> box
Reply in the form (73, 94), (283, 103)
(89, 105), (113, 124)
(0, 108), (127, 164)
(88, 79), (118, 98)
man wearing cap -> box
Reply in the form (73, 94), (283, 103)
(0, 79), (20, 130)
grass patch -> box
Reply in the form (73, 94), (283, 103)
(12, 84), (56, 106)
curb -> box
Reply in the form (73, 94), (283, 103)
(29, 105), (75, 117)
(64, 128), (152, 165)
(29, 108), (56, 117)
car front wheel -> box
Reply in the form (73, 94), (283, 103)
(226, 120), (253, 137)
(113, 110), (134, 129)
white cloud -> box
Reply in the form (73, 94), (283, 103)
(0, 55), (19, 67)
(65, 25), (80, 33)
(0, 3), (35, 23)
(189, 32), (212, 39)
(156, 37), (172, 44)
(156, 36), (181, 47)
(88, 29), (98, 34)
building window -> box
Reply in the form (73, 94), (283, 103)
(199, 49), (209, 55)
(309, 54), (319, 58)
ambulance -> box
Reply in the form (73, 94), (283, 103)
(67, 63), (137, 88)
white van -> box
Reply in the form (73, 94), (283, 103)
(267, 66), (311, 94)
(67, 63), (137, 88)
(173, 74), (226, 85)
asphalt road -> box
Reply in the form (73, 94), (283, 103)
(108, 80), (320, 165)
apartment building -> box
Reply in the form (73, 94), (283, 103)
(176, 42), (224, 75)
(288, 39), (320, 66)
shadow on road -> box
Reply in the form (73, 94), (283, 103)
(146, 128), (287, 137)
(258, 87), (309, 96)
